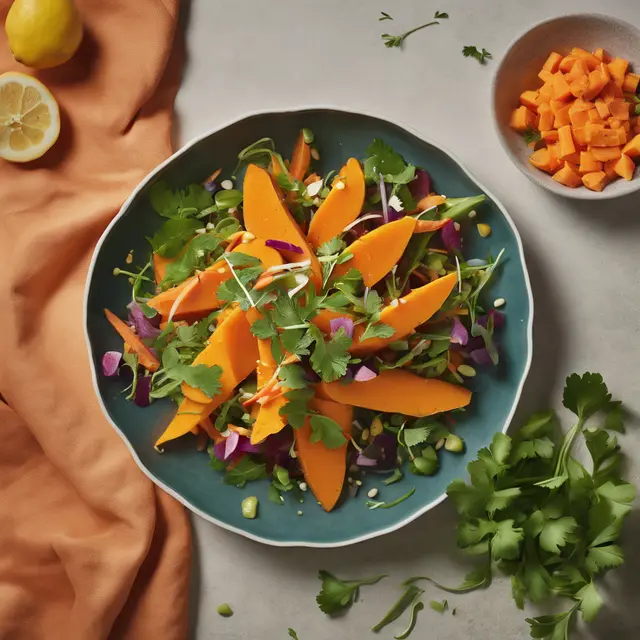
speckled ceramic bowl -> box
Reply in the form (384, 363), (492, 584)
(493, 13), (640, 200)
(84, 108), (533, 547)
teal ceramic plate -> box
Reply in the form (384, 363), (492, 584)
(84, 108), (533, 547)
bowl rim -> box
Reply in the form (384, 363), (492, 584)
(83, 106), (535, 548)
(491, 12), (640, 201)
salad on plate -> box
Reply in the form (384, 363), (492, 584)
(101, 130), (505, 514)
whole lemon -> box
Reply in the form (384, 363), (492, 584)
(5, 0), (83, 69)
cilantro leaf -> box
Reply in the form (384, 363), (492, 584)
(539, 517), (578, 554)
(280, 328), (313, 356)
(403, 426), (431, 448)
(486, 487), (521, 515)
(363, 139), (407, 180)
(404, 564), (492, 593)
(359, 322), (395, 342)
(585, 544), (624, 574)
(278, 364), (308, 390)
(216, 266), (263, 308)
(149, 218), (201, 257)
(223, 457), (267, 488)
(511, 436), (554, 462)
(281, 388), (314, 429)
(166, 364), (223, 398)
(489, 432), (511, 465)
(491, 519), (523, 560)
(309, 325), (352, 382)
(576, 581), (602, 622)
(150, 182), (213, 218)
(563, 372), (611, 421)
(250, 318), (277, 339)
(224, 251), (261, 267)
(525, 608), (576, 640)
(162, 234), (223, 288)
(462, 45), (493, 64)
(317, 237), (345, 256)
(523, 128), (542, 145)
(309, 414), (348, 449)
(316, 571), (386, 615)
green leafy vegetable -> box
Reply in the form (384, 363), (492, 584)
(162, 234), (223, 288)
(429, 599), (448, 613)
(393, 600), (424, 640)
(223, 457), (267, 488)
(149, 218), (201, 258)
(523, 128), (542, 145)
(462, 45), (492, 64)
(372, 585), (423, 632)
(316, 571), (386, 615)
(287, 630), (299, 640)
(150, 182), (213, 219)
(367, 487), (415, 510)
(309, 414), (348, 449)
(308, 325), (352, 382)
(382, 19), (441, 49)
(404, 564), (492, 593)
(379, 11), (393, 21)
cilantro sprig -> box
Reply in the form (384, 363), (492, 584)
(316, 571), (386, 615)
(382, 11), (448, 49)
(462, 45), (492, 64)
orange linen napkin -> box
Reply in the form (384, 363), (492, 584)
(0, 2), (192, 639)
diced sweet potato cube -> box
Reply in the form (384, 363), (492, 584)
(572, 127), (589, 146)
(609, 118), (622, 130)
(569, 98), (594, 113)
(608, 58), (629, 85)
(539, 69), (555, 83)
(550, 99), (567, 114)
(594, 98), (611, 119)
(569, 76), (589, 98)
(538, 104), (555, 131)
(543, 52), (563, 73)
(590, 128), (626, 147)
(553, 72), (572, 101)
(559, 55), (578, 73)
(622, 73), (640, 93)
(588, 109), (605, 124)
(622, 133), (640, 158)
(510, 106), (537, 132)
(554, 104), (572, 128)
(583, 70), (609, 101)
(520, 90), (539, 112)
(547, 143), (562, 172)
(614, 153), (635, 181)
(591, 146), (622, 162)
(529, 148), (553, 173)
(553, 161), (582, 187)
(563, 151), (581, 164)
(609, 99), (630, 121)
(569, 109), (591, 127)
(579, 151), (603, 174)
(558, 125), (576, 158)
(604, 159), (619, 180)
(623, 121), (631, 135)
(582, 171), (608, 191)
(571, 47), (602, 71)
(542, 129), (559, 143)
(593, 47), (605, 61)
(566, 59), (588, 83)
(585, 122), (604, 141)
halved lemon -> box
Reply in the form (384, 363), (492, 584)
(0, 72), (60, 163)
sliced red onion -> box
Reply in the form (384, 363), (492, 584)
(356, 454), (378, 467)
(134, 376), (151, 407)
(478, 309), (506, 329)
(387, 207), (404, 222)
(102, 351), (122, 377)
(408, 169), (432, 201)
(441, 220), (462, 252)
(330, 316), (354, 338)
(265, 239), (304, 254)
(204, 180), (221, 195)
(354, 365), (377, 381)
(379, 174), (389, 224)
(238, 438), (262, 454)
(128, 302), (161, 339)
(470, 348), (494, 366)
(224, 430), (240, 459)
(450, 317), (469, 346)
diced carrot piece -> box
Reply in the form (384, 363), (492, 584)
(582, 171), (608, 191)
(547, 143), (562, 172)
(617, 128), (628, 145)
(585, 122), (605, 142)
(510, 106), (537, 132)
(569, 109), (591, 127)
(538, 103), (554, 130)
(609, 99), (631, 121)
(541, 129), (559, 142)
(520, 90), (539, 111)
(614, 153), (635, 181)
(543, 51), (563, 73)
(557, 125), (576, 158)
(608, 58), (629, 85)
(623, 121), (631, 135)
(583, 70), (609, 101)
(622, 133), (640, 158)
(599, 62), (611, 82)
(539, 82), (555, 99)
(572, 126), (589, 146)
(571, 48), (602, 71)
(563, 151), (581, 165)
(569, 76), (589, 99)
(591, 146), (622, 162)
(553, 72), (572, 101)
(601, 81), (623, 103)
(539, 69), (555, 83)
(579, 150), (602, 174)
(529, 148), (553, 173)
(590, 128), (625, 147)
(569, 59), (589, 81)
(588, 109), (605, 124)
(594, 98), (610, 119)
(592, 47), (605, 61)
(569, 98), (594, 113)
(554, 104), (572, 128)
(604, 159), (619, 180)
(559, 55), (578, 73)
(622, 73), (640, 93)
(609, 118), (622, 130)
(553, 162), (582, 187)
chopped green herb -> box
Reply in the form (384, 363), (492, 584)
(379, 11), (393, 21)
(150, 181), (213, 219)
(316, 571), (386, 615)
(523, 127), (541, 145)
(287, 630), (300, 640)
(367, 487), (415, 509)
(404, 564), (492, 593)
(372, 585), (423, 632)
(382, 20), (441, 48)
(224, 458), (267, 488)
(462, 45), (493, 64)
(393, 600), (424, 640)
(433, 10), (449, 19)
(383, 468), (404, 486)
(429, 599), (448, 613)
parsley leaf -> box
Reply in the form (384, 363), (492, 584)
(523, 127), (542, 145)
(166, 364), (222, 398)
(150, 182), (213, 218)
(563, 372), (612, 421)
(250, 318), (277, 339)
(381, 20), (440, 49)
(491, 519), (523, 560)
(525, 608), (577, 640)
(539, 517), (578, 554)
(462, 45), (493, 64)
(149, 218), (201, 258)
(379, 11), (393, 21)
(223, 457), (267, 488)
(308, 325), (352, 382)
(372, 584), (423, 632)
(309, 414), (348, 449)
(278, 364), (308, 390)
(216, 266), (263, 309)
(316, 571), (386, 615)
(162, 234), (223, 288)
(359, 322), (395, 342)
(363, 139), (407, 180)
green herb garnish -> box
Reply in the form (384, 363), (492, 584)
(379, 11), (393, 21)
(462, 45), (493, 64)
(316, 571), (386, 615)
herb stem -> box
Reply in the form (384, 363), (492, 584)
(367, 487), (415, 510)
(400, 20), (439, 40)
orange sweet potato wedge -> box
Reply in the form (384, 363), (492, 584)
(318, 369), (471, 417)
(155, 397), (214, 446)
(243, 164), (322, 290)
(332, 217), (416, 287)
(306, 158), (365, 250)
(296, 397), (352, 512)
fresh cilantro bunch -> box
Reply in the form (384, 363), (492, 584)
(446, 373), (635, 638)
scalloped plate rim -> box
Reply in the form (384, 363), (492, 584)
(83, 105), (534, 548)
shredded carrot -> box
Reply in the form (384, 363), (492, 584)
(104, 309), (160, 372)
(242, 377), (279, 407)
(206, 167), (222, 183)
(413, 219), (450, 233)
(289, 131), (311, 182)
(253, 273), (274, 290)
(304, 172), (321, 186)
(258, 388), (285, 406)
(199, 416), (224, 444)
(225, 231), (244, 251)
(429, 248), (449, 255)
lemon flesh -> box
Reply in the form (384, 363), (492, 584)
(0, 72), (60, 162)
(5, 0), (83, 69)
